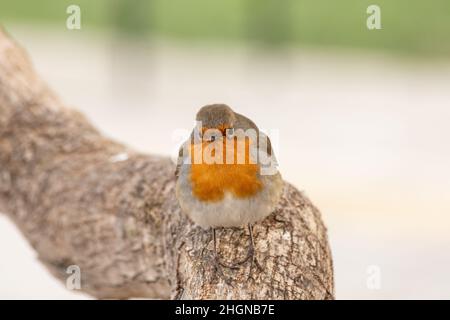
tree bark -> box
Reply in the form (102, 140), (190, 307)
(0, 28), (334, 299)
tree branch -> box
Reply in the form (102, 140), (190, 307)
(0, 28), (334, 299)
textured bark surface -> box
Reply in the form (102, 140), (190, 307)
(0, 28), (334, 299)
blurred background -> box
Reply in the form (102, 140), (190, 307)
(1, 0), (450, 299)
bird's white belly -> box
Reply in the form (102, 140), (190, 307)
(186, 192), (270, 228)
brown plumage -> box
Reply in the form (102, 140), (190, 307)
(174, 104), (283, 270)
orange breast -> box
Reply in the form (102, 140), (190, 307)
(189, 137), (262, 202)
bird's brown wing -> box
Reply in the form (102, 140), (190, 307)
(174, 145), (184, 178)
(175, 129), (197, 178)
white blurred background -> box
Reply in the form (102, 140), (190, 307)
(1, 17), (450, 299)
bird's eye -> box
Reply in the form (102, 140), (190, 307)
(205, 135), (216, 142)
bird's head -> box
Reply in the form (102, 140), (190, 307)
(195, 104), (236, 141)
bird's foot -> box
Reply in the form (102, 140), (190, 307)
(247, 247), (263, 273)
(216, 247), (263, 272)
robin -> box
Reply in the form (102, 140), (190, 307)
(175, 104), (283, 269)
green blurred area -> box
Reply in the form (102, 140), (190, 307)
(1, 0), (450, 55)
